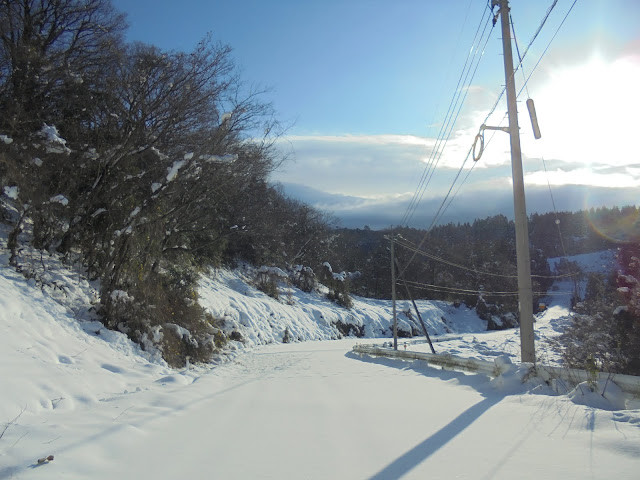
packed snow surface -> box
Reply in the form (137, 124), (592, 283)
(1, 243), (639, 479)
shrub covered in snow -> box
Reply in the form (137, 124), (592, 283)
(254, 266), (288, 300)
(319, 262), (354, 309)
(290, 264), (316, 293)
(0, 0), (341, 364)
(554, 244), (640, 375)
(101, 265), (227, 367)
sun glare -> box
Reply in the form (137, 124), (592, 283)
(528, 55), (640, 168)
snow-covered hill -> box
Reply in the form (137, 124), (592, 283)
(0, 226), (490, 427)
(198, 266), (486, 349)
(2, 234), (639, 479)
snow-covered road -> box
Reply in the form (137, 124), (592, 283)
(1, 245), (639, 479)
(6, 340), (638, 480)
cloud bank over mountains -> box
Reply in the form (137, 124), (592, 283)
(271, 45), (640, 230)
(278, 181), (639, 230)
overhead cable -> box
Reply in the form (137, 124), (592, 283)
(394, 238), (579, 280)
(516, 0), (578, 99)
(397, 0), (577, 280)
(401, 279), (573, 297)
(400, 6), (495, 226)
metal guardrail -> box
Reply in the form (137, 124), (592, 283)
(352, 344), (640, 396)
(352, 345), (498, 377)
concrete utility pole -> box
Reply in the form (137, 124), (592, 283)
(390, 231), (398, 350)
(494, 0), (535, 363)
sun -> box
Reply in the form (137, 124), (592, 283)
(525, 55), (640, 169)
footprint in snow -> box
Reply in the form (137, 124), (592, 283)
(101, 363), (124, 373)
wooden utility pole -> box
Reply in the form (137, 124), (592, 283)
(494, 0), (535, 363)
(390, 231), (398, 350)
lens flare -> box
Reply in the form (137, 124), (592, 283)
(585, 204), (640, 244)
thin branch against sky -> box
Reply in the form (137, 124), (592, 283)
(111, 0), (640, 228)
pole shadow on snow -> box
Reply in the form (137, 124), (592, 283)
(367, 396), (501, 480)
(344, 350), (497, 395)
(345, 351), (504, 479)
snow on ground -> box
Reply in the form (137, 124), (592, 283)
(1, 236), (639, 479)
(198, 266), (485, 350)
(409, 249), (620, 365)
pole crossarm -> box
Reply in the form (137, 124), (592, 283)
(480, 124), (510, 133)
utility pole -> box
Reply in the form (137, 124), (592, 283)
(390, 230), (398, 350)
(494, 0), (535, 363)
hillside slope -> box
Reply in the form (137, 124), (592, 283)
(2, 242), (640, 479)
(198, 266), (486, 348)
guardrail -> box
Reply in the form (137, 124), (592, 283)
(352, 345), (498, 377)
(351, 344), (640, 396)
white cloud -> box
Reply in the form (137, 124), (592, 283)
(279, 181), (640, 230)
(283, 134), (434, 147)
(525, 167), (640, 188)
(271, 44), (640, 228)
(274, 134), (440, 197)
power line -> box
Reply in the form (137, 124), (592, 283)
(508, 1), (578, 263)
(406, 18), (494, 226)
(397, 0), (577, 281)
(431, 0), (577, 228)
(401, 10), (489, 225)
(510, 13), (530, 98)
(473, 0), (561, 130)
(513, 0), (559, 80)
(401, 279), (573, 297)
(516, 0), (578, 98)
(397, 23), (496, 273)
(400, 6), (495, 226)
(394, 237), (578, 280)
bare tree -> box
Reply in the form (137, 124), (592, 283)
(0, 0), (126, 133)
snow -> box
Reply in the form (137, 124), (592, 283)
(332, 271), (346, 281)
(548, 250), (616, 275)
(405, 249), (621, 365)
(257, 265), (288, 278)
(197, 267), (487, 346)
(110, 289), (132, 303)
(48, 195), (69, 206)
(38, 124), (70, 154)
(3, 185), (19, 199)
(1, 237), (639, 479)
(567, 380), (627, 411)
(199, 153), (237, 163)
(1, 134), (14, 144)
(166, 160), (185, 182)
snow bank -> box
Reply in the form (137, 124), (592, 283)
(567, 379), (627, 411)
(1, 235), (639, 479)
(197, 267), (486, 348)
(0, 268), (169, 421)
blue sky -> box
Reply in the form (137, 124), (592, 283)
(112, 0), (640, 229)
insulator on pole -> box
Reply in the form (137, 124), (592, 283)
(526, 98), (541, 139)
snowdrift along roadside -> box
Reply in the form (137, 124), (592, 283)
(198, 266), (486, 350)
(0, 235), (487, 424)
